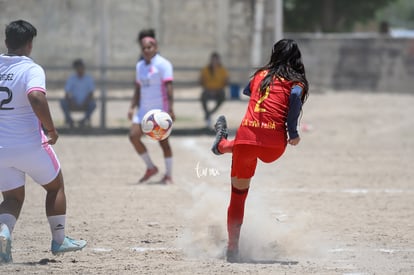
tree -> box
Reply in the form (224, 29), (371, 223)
(284, 0), (398, 32)
(376, 0), (414, 29)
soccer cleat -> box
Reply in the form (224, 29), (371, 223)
(0, 223), (12, 264)
(211, 115), (228, 155)
(139, 166), (159, 183)
(226, 247), (240, 263)
(51, 236), (87, 255)
(160, 175), (173, 184)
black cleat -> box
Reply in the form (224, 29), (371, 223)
(211, 115), (228, 155)
(226, 248), (240, 263)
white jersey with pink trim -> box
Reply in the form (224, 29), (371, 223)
(0, 54), (47, 148)
(135, 54), (173, 122)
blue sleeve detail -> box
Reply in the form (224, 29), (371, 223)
(286, 85), (303, 139)
(242, 81), (251, 96)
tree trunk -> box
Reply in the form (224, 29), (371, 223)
(322, 0), (334, 32)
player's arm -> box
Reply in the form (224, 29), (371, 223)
(128, 82), (141, 120)
(287, 85), (303, 146)
(242, 81), (252, 97)
(165, 81), (175, 121)
(28, 90), (58, 145)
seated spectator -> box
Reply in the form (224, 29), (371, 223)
(60, 59), (96, 128)
(199, 52), (229, 128)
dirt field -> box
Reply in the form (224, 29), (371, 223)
(1, 89), (413, 274)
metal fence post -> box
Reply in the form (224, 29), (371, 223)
(99, 0), (108, 129)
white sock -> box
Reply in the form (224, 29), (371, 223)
(140, 152), (155, 169)
(0, 213), (17, 234)
(48, 215), (66, 244)
(165, 157), (173, 177)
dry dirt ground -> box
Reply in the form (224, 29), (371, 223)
(1, 89), (413, 274)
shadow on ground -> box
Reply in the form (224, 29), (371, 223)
(15, 258), (62, 266)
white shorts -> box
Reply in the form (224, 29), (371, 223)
(0, 144), (61, 192)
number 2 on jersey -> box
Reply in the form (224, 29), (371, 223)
(0, 87), (14, 110)
(254, 86), (270, 112)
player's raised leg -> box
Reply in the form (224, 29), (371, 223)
(129, 124), (158, 182)
(42, 171), (86, 255)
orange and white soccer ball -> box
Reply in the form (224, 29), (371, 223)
(141, 109), (173, 141)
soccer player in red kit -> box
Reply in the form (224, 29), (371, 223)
(211, 39), (309, 263)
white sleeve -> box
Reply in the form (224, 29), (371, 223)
(161, 60), (173, 82)
(26, 65), (46, 94)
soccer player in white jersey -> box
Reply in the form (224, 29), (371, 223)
(0, 20), (86, 263)
(128, 29), (175, 184)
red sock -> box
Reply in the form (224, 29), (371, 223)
(218, 139), (234, 154)
(227, 185), (249, 251)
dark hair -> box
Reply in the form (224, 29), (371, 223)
(255, 39), (309, 104)
(137, 29), (156, 43)
(209, 51), (221, 75)
(5, 20), (37, 50)
(210, 52), (220, 60)
(72, 58), (84, 68)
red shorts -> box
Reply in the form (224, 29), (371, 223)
(231, 144), (286, 179)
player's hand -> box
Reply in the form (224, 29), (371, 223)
(46, 129), (59, 145)
(288, 136), (300, 146)
(127, 108), (135, 121)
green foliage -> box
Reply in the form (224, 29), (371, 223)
(376, 0), (414, 28)
(284, 0), (398, 32)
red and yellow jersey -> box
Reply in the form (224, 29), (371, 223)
(235, 70), (295, 148)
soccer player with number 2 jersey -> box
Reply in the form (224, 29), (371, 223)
(0, 20), (86, 263)
(211, 39), (309, 263)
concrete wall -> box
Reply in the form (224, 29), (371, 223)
(0, 0), (254, 86)
(0, 0), (254, 66)
(291, 37), (414, 93)
(0, 0), (413, 92)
